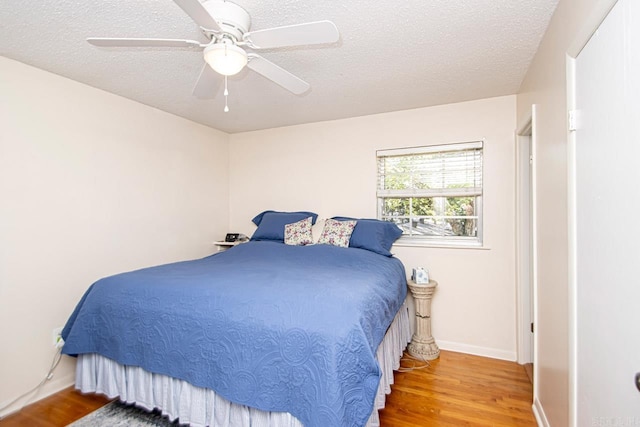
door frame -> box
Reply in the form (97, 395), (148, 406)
(566, 1), (619, 426)
(515, 107), (538, 381)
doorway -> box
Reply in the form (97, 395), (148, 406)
(516, 106), (537, 388)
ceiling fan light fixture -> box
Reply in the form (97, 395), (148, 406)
(204, 43), (247, 76)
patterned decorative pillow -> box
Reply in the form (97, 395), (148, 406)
(317, 218), (357, 248)
(284, 217), (314, 246)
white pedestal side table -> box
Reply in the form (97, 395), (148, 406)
(407, 279), (440, 360)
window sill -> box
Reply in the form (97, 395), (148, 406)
(393, 241), (491, 250)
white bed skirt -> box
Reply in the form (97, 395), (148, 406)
(76, 301), (411, 427)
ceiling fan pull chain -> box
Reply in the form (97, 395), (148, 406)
(224, 75), (229, 112)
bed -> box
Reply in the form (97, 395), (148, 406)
(61, 212), (410, 427)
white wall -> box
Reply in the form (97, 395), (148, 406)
(0, 57), (229, 416)
(517, 0), (602, 425)
(229, 95), (518, 360)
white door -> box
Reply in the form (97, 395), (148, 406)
(575, 0), (640, 424)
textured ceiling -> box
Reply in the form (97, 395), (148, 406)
(0, 0), (559, 133)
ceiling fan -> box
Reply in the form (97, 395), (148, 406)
(87, 0), (339, 110)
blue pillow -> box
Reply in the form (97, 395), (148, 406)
(251, 211), (318, 242)
(332, 217), (403, 256)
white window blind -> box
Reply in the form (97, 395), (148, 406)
(376, 141), (483, 245)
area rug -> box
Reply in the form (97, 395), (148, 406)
(67, 400), (184, 426)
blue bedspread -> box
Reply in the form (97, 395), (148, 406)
(62, 241), (407, 427)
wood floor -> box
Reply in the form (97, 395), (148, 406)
(0, 387), (111, 427)
(379, 351), (536, 426)
(0, 350), (536, 427)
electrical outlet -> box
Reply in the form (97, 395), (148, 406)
(52, 326), (63, 347)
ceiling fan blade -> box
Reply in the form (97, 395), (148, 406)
(244, 20), (339, 49)
(192, 63), (220, 98)
(87, 38), (202, 48)
(246, 54), (310, 95)
(174, 0), (221, 32)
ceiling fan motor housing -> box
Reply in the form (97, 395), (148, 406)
(203, 0), (251, 40)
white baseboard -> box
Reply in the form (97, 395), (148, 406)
(532, 396), (549, 427)
(438, 340), (517, 361)
(0, 373), (75, 420)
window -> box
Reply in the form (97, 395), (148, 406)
(376, 141), (483, 246)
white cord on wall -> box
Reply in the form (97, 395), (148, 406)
(0, 347), (64, 419)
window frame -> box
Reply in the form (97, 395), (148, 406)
(376, 141), (484, 247)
